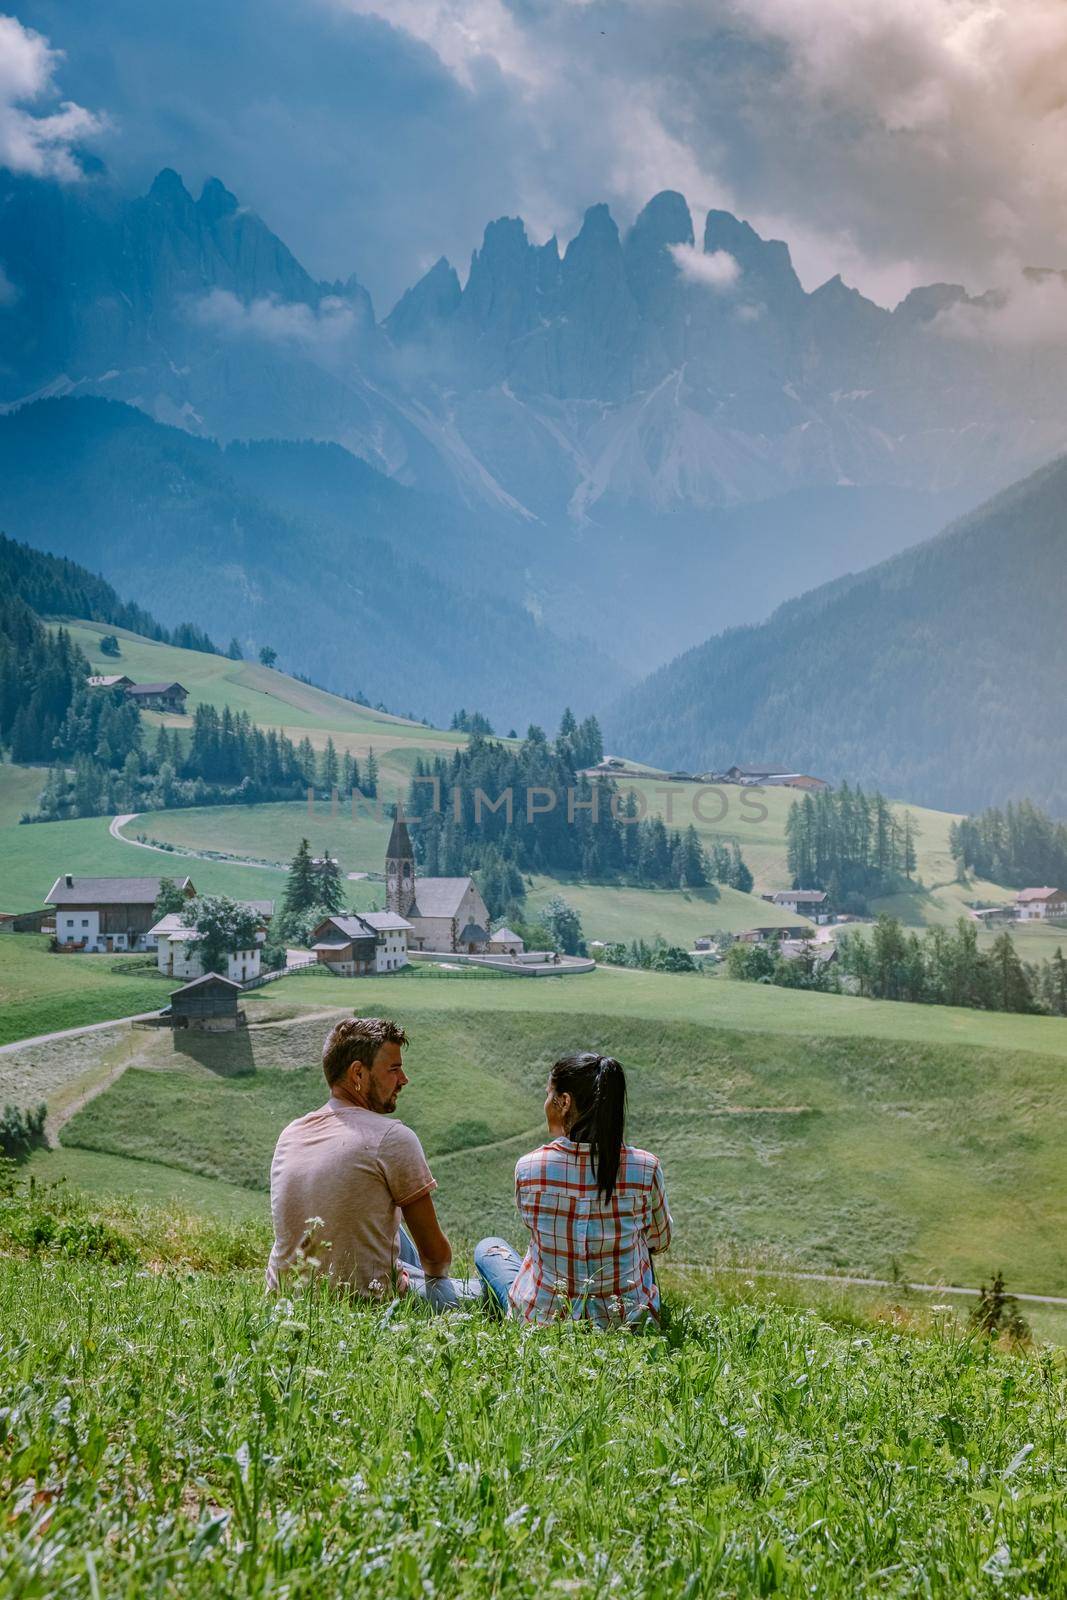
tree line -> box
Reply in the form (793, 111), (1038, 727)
(951, 800), (1067, 890)
(0, 533), (219, 654)
(727, 914), (1067, 1017)
(405, 715), (752, 920)
(786, 784), (918, 912)
(21, 688), (379, 819)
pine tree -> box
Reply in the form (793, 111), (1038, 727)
(319, 738), (339, 791)
(314, 848), (345, 914)
(284, 838), (320, 917)
(365, 747), (378, 798)
(227, 637), (243, 660)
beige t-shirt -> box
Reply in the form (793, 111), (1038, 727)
(266, 1098), (436, 1294)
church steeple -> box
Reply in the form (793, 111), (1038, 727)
(386, 812), (416, 916)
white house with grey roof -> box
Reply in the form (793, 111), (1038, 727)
(150, 901), (274, 983)
(46, 874), (196, 952)
(384, 816), (492, 954)
(310, 911), (412, 975)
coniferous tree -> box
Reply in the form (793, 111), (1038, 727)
(314, 849), (345, 915)
(284, 838), (319, 917)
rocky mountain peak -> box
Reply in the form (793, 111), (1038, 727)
(197, 177), (240, 223)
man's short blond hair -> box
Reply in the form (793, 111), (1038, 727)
(322, 1016), (408, 1087)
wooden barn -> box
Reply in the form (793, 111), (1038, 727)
(167, 972), (244, 1031)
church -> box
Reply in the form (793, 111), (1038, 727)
(385, 815), (492, 954)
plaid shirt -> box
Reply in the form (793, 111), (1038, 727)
(509, 1138), (672, 1327)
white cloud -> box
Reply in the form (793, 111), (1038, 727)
(669, 243), (740, 290)
(327, 0), (538, 92)
(936, 274), (1067, 346)
(189, 288), (364, 352)
(0, 15), (103, 180)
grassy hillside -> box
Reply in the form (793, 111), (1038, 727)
(23, 967), (1065, 1295)
(5, 1243), (1063, 1598)
(67, 619), (464, 792)
(0, 935), (174, 1046)
(524, 876), (809, 943)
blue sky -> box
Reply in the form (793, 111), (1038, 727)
(6, 1), (1067, 315)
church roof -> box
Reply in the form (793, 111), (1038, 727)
(411, 877), (475, 918)
(489, 926), (522, 944)
(386, 814), (414, 859)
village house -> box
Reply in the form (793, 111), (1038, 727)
(86, 676), (188, 711)
(46, 874), (196, 952)
(1015, 887), (1067, 922)
(738, 924), (813, 944)
(310, 911), (412, 975)
(384, 816), (492, 953)
(86, 674), (135, 691)
(150, 900), (274, 983)
(767, 889), (830, 920)
(124, 681), (188, 713)
(488, 926), (525, 956)
(721, 766), (830, 791)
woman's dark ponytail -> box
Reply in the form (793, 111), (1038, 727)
(550, 1052), (628, 1202)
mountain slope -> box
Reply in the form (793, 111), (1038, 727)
(0, 397), (611, 728)
(604, 457), (1067, 812)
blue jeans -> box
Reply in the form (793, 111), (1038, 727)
(397, 1227), (483, 1313)
(474, 1236), (523, 1314)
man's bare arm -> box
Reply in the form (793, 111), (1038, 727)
(401, 1191), (452, 1277)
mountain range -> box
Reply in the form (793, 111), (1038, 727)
(4, 166), (1060, 661)
(605, 456), (1067, 813)
(2, 165), (1067, 798)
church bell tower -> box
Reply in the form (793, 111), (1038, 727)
(385, 812), (416, 917)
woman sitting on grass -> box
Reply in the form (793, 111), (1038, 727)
(475, 1052), (672, 1327)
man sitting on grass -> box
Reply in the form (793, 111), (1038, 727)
(266, 1015), (481, 1310)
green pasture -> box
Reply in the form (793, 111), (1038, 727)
(0, 935), (174, 1046)
(32, 965), (1067, 1295)
(525, 875), (810, 943)
(123, 797), (393, 876)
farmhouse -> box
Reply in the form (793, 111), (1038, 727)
(124, 681), (188, 713)
(384, 816), (492, 954)
(722, 766), (830, 791)
(46, 874), (195, 952)
(150, 900), (274, 983)
(310, 911), (412, 975)
(767, 889), (830, 920)
(1015, 887), (1067, 922)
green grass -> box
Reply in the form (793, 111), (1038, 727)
(0, 1247), (1063, 1599)
(0, 936), (174, 1046)
(123, 797), (393, 875)
(526, 876), (811, 943)
(49, 973), (1067, 1295)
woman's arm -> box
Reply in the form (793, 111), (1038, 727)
(647, 1161), (673, 1255)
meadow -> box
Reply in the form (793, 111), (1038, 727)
(68, 620), (465, 790)
(18, 964), (1063, 1297)
(0, 1238), (1063, 1599)
(0, 936), (173, 1047)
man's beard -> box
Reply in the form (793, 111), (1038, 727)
(369, 1087), (399, 1115)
